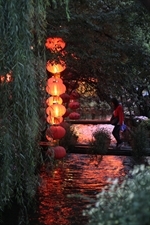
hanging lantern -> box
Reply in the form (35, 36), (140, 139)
(68, 101), (80, 110)
(0, 75), (5, 83)
(47, 116), (63, 125)
(6, 72), (13, 82)
(46, 82), (66, 96)
(70, 91), (80, 100)
(60, 93), (70, 103)
(47, 76), (63, 86)
(46, 104), (66, 117)
(69, 112), (80, 120)
(63, 108), (71, 118)
(46, 125), (66, 140)
(46, 146), (66, 159)
(53, 146), (66, 159)
(46, 96), (63, 106)
(45, 37), (66, 52)
(46, 60), (66, 74)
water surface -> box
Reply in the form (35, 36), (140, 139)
(30, 153), (126, 225)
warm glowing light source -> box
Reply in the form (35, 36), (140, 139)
(45, 36), (67, 153)
(0, 75), (5, 83)
(46, 60), (66, 74)
(46, 104), (66, 117)
(47, 116), (63, 125)
(46, 82), (66, 96)
(47, 76), (63, 86)
(45, 37), (66, 52)
(46, 96), (63, 106)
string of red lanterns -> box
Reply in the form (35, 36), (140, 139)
(45, 37), (82, 159)
(45, 37), (67, 159)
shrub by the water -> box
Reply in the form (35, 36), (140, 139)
(84, 165), (150, 225)
(130, 126), (149, 159)
(90, 128), (111, 155)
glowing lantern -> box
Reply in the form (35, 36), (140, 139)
(45, 37), (66, 52)
(60, 93), (70, 103)
(47, 76), (63, 86)
(46, 96), (63, 106)
(46, 60), (66, 74)
(46, 82), (66, 96)
(53, 146), (66, 159)
(69, 101), (80, 110)
(6, 73), (13, 82)
(46, 125), (66, 140)
(69, 112), (80, 120)
(47, 116), (63, 125)
(46, 104), (66, 117)
(0, 75), (5, 83)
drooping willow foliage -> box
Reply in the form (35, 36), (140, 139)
(0, 0), (79, 222)
(0, 0), (52, 222)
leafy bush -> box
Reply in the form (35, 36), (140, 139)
(90, 128), (111, 155)
(130, 126), (149, 159)
(139, 119), (150, 133)
(84, 165), (150, 225)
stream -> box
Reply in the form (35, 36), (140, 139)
(30, 153), (127, 225)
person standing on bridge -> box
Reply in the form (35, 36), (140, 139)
(110, 98), (126, 148)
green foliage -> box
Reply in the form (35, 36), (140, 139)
(46, 0), (150, 116)
(0, 0), (49, 223)
(130, 126), (149, 159)
(84, 165), (150, 225)
(90, 128), (111, 155)
(139, 119), (150, 131)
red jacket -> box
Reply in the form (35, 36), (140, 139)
(113, 104), (124, 125)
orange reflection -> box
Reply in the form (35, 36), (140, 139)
(37, 155), (126, 225)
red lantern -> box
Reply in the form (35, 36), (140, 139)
(47, 116), (63, 125)
(63, 108), (71, 118)
(46, 82), (66, 96)
(68, 101), (80, 110)
(46, 96), (63, 106)
(6, 72), (13, 83)
(60, 93), (70, 103)
(45, 37), (66, 52)
(46, 104), (66, 117)
(47, 76), (63, 86)
(69, 112), (80, 120)
(70, 91), (80, 100)
(0, 75), (5, 83)
(53, 146), (66, 159)
(46, 60), (66, 74)
(46, 125), (66, 139)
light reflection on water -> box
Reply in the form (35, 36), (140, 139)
(32, 154), (126, 225)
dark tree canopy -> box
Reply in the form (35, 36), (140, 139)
(45, 0), (150, 116)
